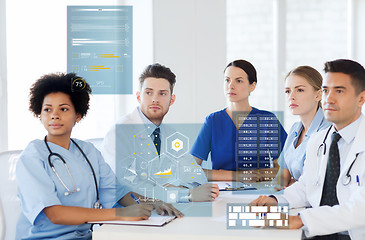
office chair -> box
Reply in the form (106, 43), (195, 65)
(0, 150), (22, 240)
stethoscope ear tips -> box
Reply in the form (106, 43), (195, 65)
(64, 192), (69, 196)
(76, 188), (80, 192)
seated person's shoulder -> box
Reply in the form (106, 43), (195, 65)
(20, 139), (45, 159)
(72, 139), (100, 155)
(72, 138), (90, 147)
(254, 108), (277, 117)
(206, 109), (227, 120)
(318, 119), (332, 131)
(116, 114), (135, 124)
(26, 139), (43, 150)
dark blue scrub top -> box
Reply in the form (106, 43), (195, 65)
(191, 108), (287, 171)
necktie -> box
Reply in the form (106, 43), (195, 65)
(320, 132), (341, 206)
(152, 127), (161, 155)
(314, 132), (341, 240)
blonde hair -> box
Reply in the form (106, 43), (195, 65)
(285, 65), (323, 107)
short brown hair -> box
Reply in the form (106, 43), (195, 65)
(139, 63), (176, 93)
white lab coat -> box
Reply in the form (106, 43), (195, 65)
(101, 107), (149, 171)
(276, 116), (365, 239)
(101, 107), (207, 201)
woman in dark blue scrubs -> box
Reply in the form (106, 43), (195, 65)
(191, 60), (287, 181)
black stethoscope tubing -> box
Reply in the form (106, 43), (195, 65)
(44, 136), (101, 207)
(343, 153), (360, 185)
(317, 126), (359, 185)
(318, 125), (332, 156)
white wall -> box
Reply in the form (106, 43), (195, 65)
(355, 0), (365, 114)
(6, 0), (153, 150)
(6, 0), (227, 150)
(227, 0), (275, 112)
(0, 0), (8, 152)
(226, 0), (357, 130)
(3, 0), (365, 151)
(152, 0), (227, 124)
(354, 0), (365, 66)
(285, 0), (348, 127)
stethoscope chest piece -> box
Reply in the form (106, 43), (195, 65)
(94, 201), (103, 209)
(342, 175), (351, 186)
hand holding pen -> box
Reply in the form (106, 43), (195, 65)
(130, 193), (141, 204)
(128, 192), (183, 218)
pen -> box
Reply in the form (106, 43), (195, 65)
(130, 193), (141, 204)
(356, 175), (360, 186)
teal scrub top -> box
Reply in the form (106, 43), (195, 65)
(16, 139), (130, 240)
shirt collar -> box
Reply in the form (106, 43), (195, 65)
(337, 114), (363, 145)
(293, 123), (303, 138)
(293, 108), (325, 138)
(305, 108), (325, 137)
(137, 106), (158, 136)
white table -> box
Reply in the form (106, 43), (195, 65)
(93, 191), (302, 240)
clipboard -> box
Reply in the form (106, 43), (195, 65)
(88, 213), (176, 227)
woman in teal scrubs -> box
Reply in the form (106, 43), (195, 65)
(16, 73), (182, 240)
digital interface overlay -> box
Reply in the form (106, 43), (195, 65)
(115, 123), (212, 216)
(232, 111), (285, 194)
(227, 203), (290, 229)
(67, 6), (133, 94)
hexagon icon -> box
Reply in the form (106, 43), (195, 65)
(172, 138), (183, 152)
(166, 189), (178, 203)
(166, 132), (189, 158)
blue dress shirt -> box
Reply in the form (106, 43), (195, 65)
(279, 108), (331, 180)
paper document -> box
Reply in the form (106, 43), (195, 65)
(88, 213), (176, 227)
(210, 181), (256, 191)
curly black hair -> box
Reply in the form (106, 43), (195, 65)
(29, 72), (92, 118)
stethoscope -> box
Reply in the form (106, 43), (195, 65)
(316, 126), (360, 186)
(44, 136), (102, 209)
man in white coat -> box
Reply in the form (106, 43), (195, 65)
(251, 59), (365, 240)
(102, 63), (219, 204)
